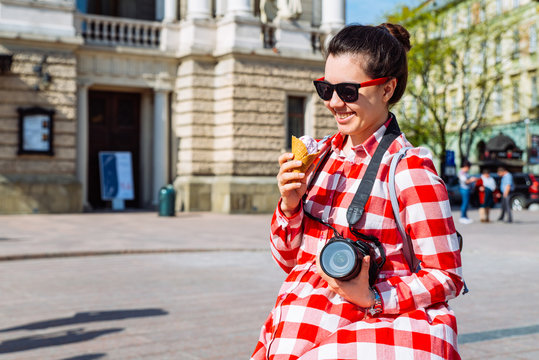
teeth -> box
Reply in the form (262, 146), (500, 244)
(336, 112), (354, 119)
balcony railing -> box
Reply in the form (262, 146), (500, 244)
(262, 23), (324, 54)
(74, 13), (162, 48)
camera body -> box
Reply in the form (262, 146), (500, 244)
(319, 236), (381, 286)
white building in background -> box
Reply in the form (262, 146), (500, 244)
(0, 0), (346, 214)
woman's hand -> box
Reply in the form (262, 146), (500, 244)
(316, 254), (375, 308)
(277, 153), (310, 217)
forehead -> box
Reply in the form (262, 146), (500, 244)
(324, 54), (369, 83)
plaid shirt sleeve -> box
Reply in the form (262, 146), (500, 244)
(269, 199), (306, 273)
(374, 147), (464, 315)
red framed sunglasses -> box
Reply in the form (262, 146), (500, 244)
(313, 77), (390, 103)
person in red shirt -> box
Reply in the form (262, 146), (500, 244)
(475, 169), (497, 222)
(252, 24), (464, 359)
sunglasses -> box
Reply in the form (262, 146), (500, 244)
(313, 77), (390, 103)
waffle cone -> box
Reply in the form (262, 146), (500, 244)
(291, 136), (319, 173)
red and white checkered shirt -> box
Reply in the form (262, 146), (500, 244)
(252, 118), (464, 360)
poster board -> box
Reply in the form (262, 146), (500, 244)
(17, 107), (54, 155)
(98, 151), (134, 201)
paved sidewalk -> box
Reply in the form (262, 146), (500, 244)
(0, 212), (272, 259)
(0, 208), (538, 359)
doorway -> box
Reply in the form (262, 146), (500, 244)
(88, 90), (141, 209)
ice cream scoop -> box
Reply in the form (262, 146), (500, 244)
(291, 135), (320, 173)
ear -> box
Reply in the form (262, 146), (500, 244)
(381, 78), (398, 103)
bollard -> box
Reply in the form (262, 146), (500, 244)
(158, 184), (176, 216)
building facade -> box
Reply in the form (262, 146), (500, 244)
(0, 0), (344, 214)
(397, 0), (539, 174)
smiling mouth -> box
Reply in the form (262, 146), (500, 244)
(335, 112), (355, 120)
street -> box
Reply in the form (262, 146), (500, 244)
(0, 208), (538, 359)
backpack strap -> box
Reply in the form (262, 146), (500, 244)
(388, 147), (419, 273)
(389, 147), (469, 294)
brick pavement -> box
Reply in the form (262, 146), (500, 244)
(0, 208), (538, 359)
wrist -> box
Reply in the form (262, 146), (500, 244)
(280, 200), (301, 218)
(367, 287), (383, 316)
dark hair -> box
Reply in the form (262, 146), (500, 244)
(462, 160), (472, 168)
(326, 23), (411, 105)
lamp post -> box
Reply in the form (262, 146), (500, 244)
(525, 118), (530, 173)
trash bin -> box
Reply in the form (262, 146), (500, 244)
(158, 184), (176, 216)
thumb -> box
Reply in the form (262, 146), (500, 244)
(360, 255), (371, 284)
(362, 255), (371, 273)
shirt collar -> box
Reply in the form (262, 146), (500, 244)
(330, 114), (395, 160)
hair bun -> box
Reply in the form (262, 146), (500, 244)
(378, 23), (411, 52)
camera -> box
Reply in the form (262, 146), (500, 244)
(319, 236), (382, 286)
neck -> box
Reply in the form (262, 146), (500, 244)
(344, 111), (390, 151)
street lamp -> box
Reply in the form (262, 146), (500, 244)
(525, 118), (530, 173)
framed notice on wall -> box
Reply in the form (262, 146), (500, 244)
(17, 107), (55, 155)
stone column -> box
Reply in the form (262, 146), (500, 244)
(163, 0), (177, 22)
(152, 90), (169, 205)
(321, 0), (345, 32)
(76, 83), (89, 209)
(226, 0), (252, 18)
(187, 0), (212, 20)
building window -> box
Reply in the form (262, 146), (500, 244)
(451, 94), (457, 121)
(452, 11), (458, 34)
(513, 28), (520, 59)
(479, 0), (486, 22)
(494, 84), (503, 116)
(532, 75), (538, 108)
(286, 96), (305, 148)
(530, 24), (537, 54)
(496, 0), (503, 15)
(513, 0), (519, 9)
(495, 36), (502, 64)
(513, 82), (520, 113)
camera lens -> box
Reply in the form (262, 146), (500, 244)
(320, 240), (360, 280)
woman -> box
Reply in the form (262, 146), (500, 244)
(251, 24), (464, 359)
(476, 169), (497, 222)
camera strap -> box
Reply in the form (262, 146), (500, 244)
(304, 115), (401, 254)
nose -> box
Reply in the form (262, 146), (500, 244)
(328, 88), (345, 108)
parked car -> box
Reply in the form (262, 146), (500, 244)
(445, 172), (538, 211)
(492, 173), (539, 211)
(445, 175), (462, 205)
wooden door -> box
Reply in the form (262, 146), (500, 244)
(88, 90), (141, 209)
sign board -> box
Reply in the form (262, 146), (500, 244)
(17, 107), (54, 155)
(98, 152), (134, 201)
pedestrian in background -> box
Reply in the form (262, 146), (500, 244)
(476, 169), (496, 222)
(458, 160), (477, 224)
(497, 166), (514, 223)
(252, 23), (464, 360)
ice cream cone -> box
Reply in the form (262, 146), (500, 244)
(291, 136), (319, 173)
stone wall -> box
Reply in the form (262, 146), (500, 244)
(174, 53), (334, 213)
(0, 46), (80, 213)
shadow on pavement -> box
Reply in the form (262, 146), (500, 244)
(459, 324), (539, 344)
(0, 328), (122, 354)
(0, 308), (168, 332)
(60, 354), (106, 360)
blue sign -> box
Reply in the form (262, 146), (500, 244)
(445, 150), (455, 167)
(99, 152), (134, 200)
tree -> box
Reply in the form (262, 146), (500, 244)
(388, 3), (456, 176)
(388, 0), (519, 172)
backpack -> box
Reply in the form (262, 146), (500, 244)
(388, 147), (468, 294)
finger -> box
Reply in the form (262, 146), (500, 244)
(360, 256), (371, 284)
(279, 171), (305, 185)
(279, 182), (302, 193)
(278, 153), (295, 166)
(280, 160), (303, 174)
